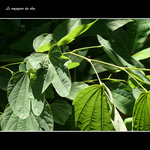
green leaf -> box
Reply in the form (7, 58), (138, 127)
(97, 35), (150, 85)
(1, 100), (53, 131)
(29, 87), (45, 117)
(53, 19), (97, 46)
(49, 45), (71, 97)
(105, 81), (135, 115)
(31, 67), (54, 96)
(126, 19), (150, 53)
(67, 62), (80, 69)
(66, 82), (89, 100)
(133, 91), (150, 131)
(7, 71), (30, 119)
(35, 100), (53, 131)
(33, 33), (54, 52)
(50, 99), (72, 125)
(28, 52), (48, 70)
(72, 84), (114, 131)
(28, 53), (55, 94)
(124, 117), (132, 131)
(1, 106), (39, 131)
(132, 47), (150, 60)
(82, 19), (133, 37)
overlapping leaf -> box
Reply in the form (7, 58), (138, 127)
(97, 35), (150, 85)
(1, 100), (53, 131)
(50, 99), (72, 125)
(49, 45), (71, 97)
(105, 81), (135, 115)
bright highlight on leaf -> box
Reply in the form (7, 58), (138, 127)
(53, 19), (97, 46)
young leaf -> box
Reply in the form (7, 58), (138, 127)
(133, 91), (150, 131)
(72, 84), (114, 131)
(49, 45), (71, 97)
(7, 71), (30, 119)
(53, 19), (97, 46)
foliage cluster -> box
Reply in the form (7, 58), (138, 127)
(1, 19), (150, 131)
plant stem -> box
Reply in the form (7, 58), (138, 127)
(0, 67), (14, 75)
(123, 68), (148, 92)
(64, 51), (148, 92)
(0, 62), (23, 68)
(66, 52), (102, 85)
(88, 59), (102, 85)
(71, 45), (103, 53)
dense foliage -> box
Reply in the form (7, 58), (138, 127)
(1, 18), (150, 131)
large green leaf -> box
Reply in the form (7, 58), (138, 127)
(50, 99), (72, 125)
(53, 19), (97, 46)
(72, 84), (114, 131)
(49, 45), (71, 97)
(126, 19), (150, 53)
(97, 35), (150, 85)
(7, 71), (30, 119)
(1, 100), (53, 131)
(133, 91), (150, 131)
